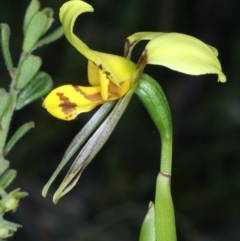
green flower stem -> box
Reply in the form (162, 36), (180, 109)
(135, 74), (176, 241)
(155, 173), (176, 241)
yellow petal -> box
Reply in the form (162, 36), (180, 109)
(42, 85), (103, 121)
(125, 32), (164, 59)
(145, 33), (226, 82)
(59, 0), (134, 86)
(125, 32), (219, 59)
(88, 51), (136, 100)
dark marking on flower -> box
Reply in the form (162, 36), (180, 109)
(105, 71), (110, 76)
(72, 85), (102, 101)
(56, 92), (77, 115)
(99, 64), (103, 70)
(124, 39), (131, 57)
(108, 81), (123, 97)
(136, 50), (147, 70)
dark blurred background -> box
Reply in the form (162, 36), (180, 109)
(1, 0), (240, 240)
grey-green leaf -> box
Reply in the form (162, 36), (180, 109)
(0, 157), (10, 176)
(41, 8), (54, 34)
(22, 11), (48, 52)
(0, 24), (13, 71)
(4, 122), (34, 155)
(16, 71), (53, 110)
(23, 0), (40, 33)
(15, 54), (42, 90)
(34, 27), (63, 50)
(0, 89), (10, 122)
(0, 169), (17, 189)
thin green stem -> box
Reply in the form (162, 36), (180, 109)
(160, 137), (173, 174)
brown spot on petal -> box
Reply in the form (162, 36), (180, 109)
(56, 92), (77, 115)
(72, 85), (102, 101)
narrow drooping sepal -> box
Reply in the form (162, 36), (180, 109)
(52, 89), (134, 203)
(42, 101), (116, 197)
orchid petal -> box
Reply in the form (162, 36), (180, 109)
(125, 32), (219, 60)
(59, 0), (135, 88)
(42, 84), (103, 120)
(144, 33), (226, 82)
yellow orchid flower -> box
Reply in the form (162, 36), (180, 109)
(43, 0), (226, 121)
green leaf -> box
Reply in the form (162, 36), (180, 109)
(23, 0), (40, 33)
(34, 27), (63, 50)
(16, 71), (53, 110)
(0, 24), (14, 71)
(42, 101), (116, 198)
(22, 11), (48, 52)
(41, 8), (54, 34)
(4, 121), (34, 155)
(0, 89), (10, 122)
(0, 157), (9, 176)
(139, 202), (156, 241)
(0, 169), (17, 189)
(0, 94), (15, 154)
(15, 54), (42, 90)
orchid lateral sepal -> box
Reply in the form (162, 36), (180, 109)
(52, 88), (134, 203)
(126, 32), (226, 83)
(42, 101), (116, 198)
